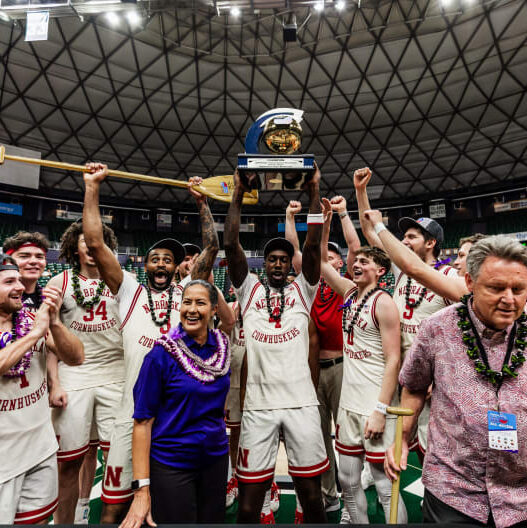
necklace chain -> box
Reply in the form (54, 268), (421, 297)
(404, 275), (427, 309)
(146, 284), (174, 327)
(457, 294), (527, 386)
(264, 281), (286, 324)
(342, 287), (381, 335)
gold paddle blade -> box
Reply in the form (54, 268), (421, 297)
(0, 145), (258, 205)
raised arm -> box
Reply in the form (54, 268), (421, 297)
(188, 177), (219, 281)
(354, 168), (384, 249)
(330, 196), (361, 270)
(82, 163), (123, 295)
(301, 164), (322, 286)
(224, 170), (249, 288)
(285, 200), (303, 274)
(320, 198), (355, 297)
(364, 210), (468, 302)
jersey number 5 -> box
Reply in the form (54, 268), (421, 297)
(403, 302), (414, 320)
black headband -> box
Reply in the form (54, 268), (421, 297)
(0, 263), (19, 272)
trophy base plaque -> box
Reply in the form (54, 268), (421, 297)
(237, 153), (315, 190)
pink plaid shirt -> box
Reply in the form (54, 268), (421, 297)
(400, 302), (527, 528)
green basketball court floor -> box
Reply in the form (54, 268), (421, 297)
(78, 452), (423, 524)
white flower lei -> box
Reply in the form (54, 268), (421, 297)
(156, 328), (231, 383)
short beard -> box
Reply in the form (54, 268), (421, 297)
(146, 270), (175, 291)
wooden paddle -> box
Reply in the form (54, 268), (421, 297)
(386, 406), (414, 524)
(0, 145), (259, 205)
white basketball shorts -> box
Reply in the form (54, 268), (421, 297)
(236, 406), (329, 483)
(0, 454), (58, 524)
(53, 382), (123, 462)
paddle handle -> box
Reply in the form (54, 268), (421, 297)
(0, 149), (190, 189)
(386, 407), (413, 524)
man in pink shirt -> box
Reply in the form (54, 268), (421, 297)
(385, 235), (527, 528)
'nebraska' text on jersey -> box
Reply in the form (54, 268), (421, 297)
(235, 273), (318, 411)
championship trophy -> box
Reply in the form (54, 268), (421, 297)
(237, 108), (315, 191)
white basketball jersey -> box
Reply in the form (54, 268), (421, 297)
(393, 266), (458, 355)
(340, 289), (398, 416)
(228, 301), (246, 390)
(58, 271), (124, 390)
(235, 273), (318, 411)
(114, 273), (188, 423)
(0, 313), (57, 484)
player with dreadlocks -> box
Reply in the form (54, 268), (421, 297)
(46, 220), (124, 524)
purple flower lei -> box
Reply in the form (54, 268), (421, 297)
(2, 309), (34, 378)
(156, 327), (231, 383)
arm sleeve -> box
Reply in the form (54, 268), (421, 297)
(133, 348), (165, 420)
(295, 273), (319, 312)
(234, 273), (258, 313)
(399, 317), (435, 391)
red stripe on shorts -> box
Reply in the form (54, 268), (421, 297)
(15, 497), (58, 524)
(288, 458), (330, 477)
(57, 443), (90, 462)
(335, 440), (365, 456)
(365, 450), (386, 464)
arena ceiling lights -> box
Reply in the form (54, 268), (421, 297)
(0, 0), (526, 210)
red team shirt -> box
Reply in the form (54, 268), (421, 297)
(310, 281), (344, 351)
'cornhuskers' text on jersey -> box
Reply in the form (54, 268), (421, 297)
(235, 273), (318, 411)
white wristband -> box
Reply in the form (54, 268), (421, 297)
(307, 213), (324, 225)
(375, 401), (388, 415)
(373, 222), (387, 235)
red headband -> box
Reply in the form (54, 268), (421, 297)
(5, 242), (47, 256)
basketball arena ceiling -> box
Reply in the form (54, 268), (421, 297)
(0, 0), (526, 209)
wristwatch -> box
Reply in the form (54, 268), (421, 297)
(131, 478), (150, 491)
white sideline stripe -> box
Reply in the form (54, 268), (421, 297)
(90, 480), (102, 501)
(403, 477), (424, 498)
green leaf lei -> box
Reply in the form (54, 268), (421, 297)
(71, 268), (106, 309)
(457, 294), (527, 386)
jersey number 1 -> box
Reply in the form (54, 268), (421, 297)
(19, 374), (29, 389)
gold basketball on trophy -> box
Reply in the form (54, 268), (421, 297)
(262, 118), (302, 155)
